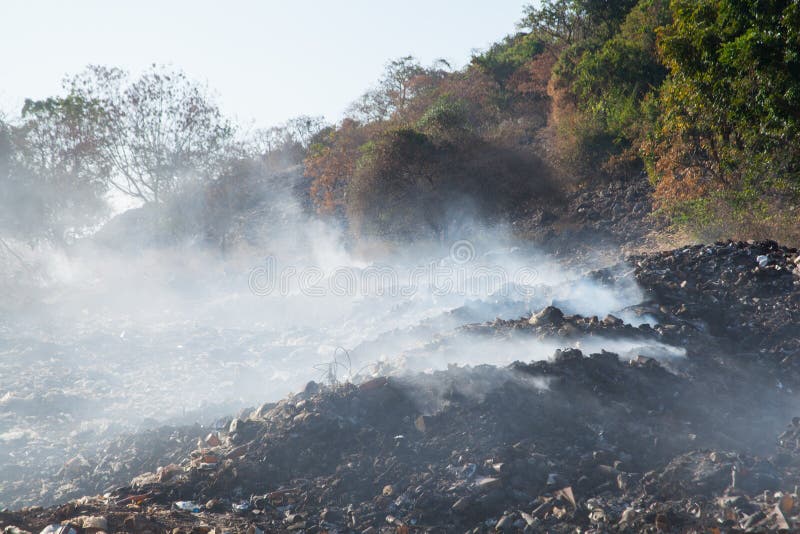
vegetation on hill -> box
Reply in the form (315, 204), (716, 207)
(1, 0), (799, 247)
(305, 0), (800, 242)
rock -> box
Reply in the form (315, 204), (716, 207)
(205, 499), (225, 512)
(552, 348), (583, 362)
(71, 516), (107, 532)
(647, 451), (734, 498)
(495, 513), (515, 531)
(320, 507), (343, 524)
(7, 237), (800, 534)
(618, 507), (636, 527)
(253, 402), (277, 419)
(157, 463), (183, 482)
(302, 380), (321, 397)
(63, 455), (91, 477)
(415, 415), (431, 433)
(452, 496), (471, 512)
(205, 432), (221, 447)
(476, 476), (503, 492)
(529, 306), (564, 326)
(122, 514), (162, 534)
(229, 418), (242, 434)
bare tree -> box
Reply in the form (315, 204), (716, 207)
(346, 56), (450, 122)
(65, 65), (237, 203)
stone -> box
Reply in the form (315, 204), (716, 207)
(529, 306), (564, 326)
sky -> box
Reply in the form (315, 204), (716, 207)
(0, 1), (528, 129)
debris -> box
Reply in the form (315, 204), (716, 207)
(38, 528), (76, 534)
(173, 501), (202, 513)
(205, 432), (221, 447)
(70, 516), (107, 532)
(529, 306), (564, 326)
(4, 241), (800, 532)
(476, 477), (502, 492)
(231, 501), (251, 514)
(553, 486), (576, 509)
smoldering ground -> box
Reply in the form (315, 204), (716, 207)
(0, 202), (689, 508)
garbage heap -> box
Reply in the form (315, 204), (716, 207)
(3, 240), (800, 533)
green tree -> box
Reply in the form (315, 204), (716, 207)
(472, 33), (546, 85)
(560, 0), (670, 144)
(520, 0), (640, 44)
(540, 0), (669, 176)
(4, 97), (109, 242)
(651, 0), (800, 209)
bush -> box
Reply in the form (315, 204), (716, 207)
(472, 33), (546, 85)
(647, 0), (800, 237)
(548, 0), (669, 178)
(345, 127), (559, 240)
(417, 96), (473, 144)
(661, 191), (800, 245)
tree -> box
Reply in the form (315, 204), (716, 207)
(347, 56), (450, 122)
(555, 0), (669, 151)
(650, 0), (800, 208)
(0, 117), (12, 188)
(19, 96), (108, 191)
(283, 115), (328, 148)
(3, 98), (109, 243)
(251, 115), (328, 169)
(520, 0), (589, 45)
(520, 0), (638, 45)
(346, 125), (558, 240)
(61, 64), (237, 203)
(472, 32), (546, 85)
(305, 118), (370, 214)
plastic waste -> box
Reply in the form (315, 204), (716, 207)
(232, 500), (252, 513)
(172, 500), (201, 513)
(39, 527), (77, 534)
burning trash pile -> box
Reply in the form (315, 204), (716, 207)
(628, 240), (800, 358)
(2, 240), (800, 533)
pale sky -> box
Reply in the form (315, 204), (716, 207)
(1, 1), (528, 129)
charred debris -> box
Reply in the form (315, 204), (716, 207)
(3, 241), (800, 532)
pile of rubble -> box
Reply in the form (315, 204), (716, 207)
(3, 241), (800, 533)
(2, 347), (799, 532)
(517, 174), (665, 262)
(566, 175), (659, 243)
(628, 241), (800, 357)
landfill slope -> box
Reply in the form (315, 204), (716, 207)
(2, 241), (800, 533)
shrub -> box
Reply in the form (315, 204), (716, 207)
(345, 127), (559, 240)
(472, 33), (546, 85)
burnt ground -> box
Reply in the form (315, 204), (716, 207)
(516, 173), (668, 264)
(2, 240), (800, 533)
